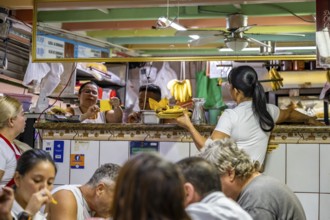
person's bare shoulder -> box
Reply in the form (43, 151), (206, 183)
(47, 189), (78, 220)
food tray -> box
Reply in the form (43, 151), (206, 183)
(45, 114), (81, 123)
(157, 112), (191, 119)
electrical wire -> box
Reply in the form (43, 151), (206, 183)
(35, 63), (77, 144)
(142, 62), (153, 110)
(268, 4), (315, 23)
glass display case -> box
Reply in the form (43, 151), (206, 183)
(267, 88), (329, 125)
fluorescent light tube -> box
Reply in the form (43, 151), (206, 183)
(157, 17), (186, 31)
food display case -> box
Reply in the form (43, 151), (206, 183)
(267, 88), (329, 125)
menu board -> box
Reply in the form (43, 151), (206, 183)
(36, 35), (66, 58)
(36, 32), (110, 59)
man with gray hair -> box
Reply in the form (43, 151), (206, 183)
(199, 138), (306, 220)
(47, 163), (120, 220)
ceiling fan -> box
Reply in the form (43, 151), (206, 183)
(176, 13), (272, 51)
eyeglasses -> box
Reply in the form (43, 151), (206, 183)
(82, 89), (98, 95)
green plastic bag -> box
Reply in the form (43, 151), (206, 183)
(196, 70), (225, 109)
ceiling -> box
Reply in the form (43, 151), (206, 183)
(3, 0), (318, 58)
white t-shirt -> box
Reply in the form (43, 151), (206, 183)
(0, 138), (20, 186)
(214, 101), (280, 164)
(73, 107), (106, 123)
(52, 185), (93, 220)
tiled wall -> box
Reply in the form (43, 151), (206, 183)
(264, 144), (330, 220)
(44, 140), (197, 185)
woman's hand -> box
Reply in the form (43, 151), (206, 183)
(0, 187), (14, 220)
(127, 112), (141, 123)
(110, 97), (120, 109)
(176, 112), (193, 130)
(86, 105), (100, 119)
(25, 188), (52, 216)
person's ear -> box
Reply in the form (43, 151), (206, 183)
(96, 182), (106, 196)
(14, 171), (21, 187)
(233, 88), (241, 95)
(228, 169), (236, 182)
(184, 183), (194, 206)
(184, 182), (200, 206)
(7, 118), (14, 128)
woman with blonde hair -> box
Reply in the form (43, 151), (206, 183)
(0, 95), (26, 187)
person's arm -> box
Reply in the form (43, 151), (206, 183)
(0, 170), (4, 182)
(277, 108), (325, 126)
(210, 130), (230, 140)
(0, 187), (14, 220)
(79, 105), (100, 122)
(106, 97), (123, 123)
(47, 190), (77, 220)
(176, 113), (206, 150)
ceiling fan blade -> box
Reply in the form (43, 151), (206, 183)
(272, 33), (306, 37)
(245, 37), (271, 47)
(189, 35), (225, 46)
(234, 24), (256, 33)
(175, 30), (226, 37)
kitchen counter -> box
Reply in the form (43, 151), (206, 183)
(34, 122), (330, 144)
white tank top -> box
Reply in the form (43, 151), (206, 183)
(52, 185), (93, 220)
(73, 107), (106, 123)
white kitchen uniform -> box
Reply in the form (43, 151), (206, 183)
(215, 101), (280, 164)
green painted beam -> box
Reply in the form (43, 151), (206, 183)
(103, 33), (315, 45)
(37, 2), (315, 23)
(140, 48), (316, 56)
(86, 25), (315, 38)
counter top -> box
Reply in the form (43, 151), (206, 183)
(34, 122), (330, 144)
(34, 122), (214, 132)
(34, 122), (329, 133)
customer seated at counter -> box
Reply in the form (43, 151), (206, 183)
(0, 95), (26, 187)
(199, 138), (306, 220)
(111, 152), (191, 220)
(127, 84), (161, 123)
(177, 65), (324, 165)
(176, 157), (252, 220)
(12, 149), (57, 220)
(47, 163), (120, 220)
(74, 81), (123, 123)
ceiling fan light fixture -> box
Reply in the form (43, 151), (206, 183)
(225, 38), (248, 51)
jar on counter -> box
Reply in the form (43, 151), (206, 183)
(280, 61), (292, 71)
(292, 60), (305, 71)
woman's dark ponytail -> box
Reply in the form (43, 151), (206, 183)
(228, 66), (275, 132)
(252, 82), (274, 131)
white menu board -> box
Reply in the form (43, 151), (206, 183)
(36, 35), (65, 58)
